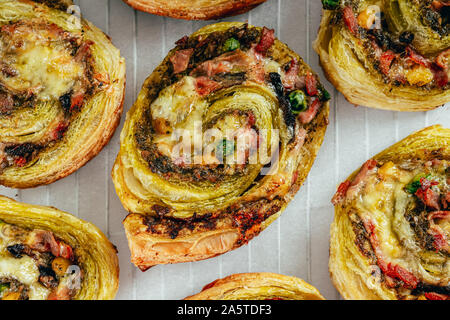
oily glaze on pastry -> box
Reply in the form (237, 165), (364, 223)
(123, 0), (267, 20)
(331, 125), (449, 300)
(0, 0), (126, 188)
(314, 0), (449, 111)
(185, 273), (325, 300)
(0, 196), (119, 300)
(112, 22), (330, 270)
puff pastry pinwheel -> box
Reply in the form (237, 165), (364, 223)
(314, 0), (450, 111)
(0, 196), (119, 300)
(331, 125), (450, 300)
(0, 0), (126, 188)
(112, 22), (330, 270)
(185, 273), (325, 300)
(123, 0), (267, 20)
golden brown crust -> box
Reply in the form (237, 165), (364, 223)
(185, 273), (325, 300)
(314, 4), (450, 112)
(112, 22), (330, 269)
(0, 196), (119, 300)
(0, 0), (126, 188)
(123, 0), (266, 20)
(330, 125), (450, 300)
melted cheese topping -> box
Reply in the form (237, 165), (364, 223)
(0, 254), (50, 300)
(355, 161), (450, 286)
(2, 44), (83, 100)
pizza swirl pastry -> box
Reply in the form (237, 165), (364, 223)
(123, 0), (267, 20)
(0, 0), (125, 188)
(315, 0), (449, 111)
(185, 273), (325, 300)
(331, 125), (450, 300)
(112, 22), (330, 270)
(0, 196), (119, 300)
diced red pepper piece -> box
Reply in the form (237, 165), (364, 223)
(14, 157), (27, 167)
(425, 292), (449, 300)
(379, 51), (395, 75)
(342, 6), (358, 35)
(57, 241), (74, 261)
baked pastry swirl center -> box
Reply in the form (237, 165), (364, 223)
(0, 0), (126, 188)
(113, 22), (330, 269)
(331, 126), (450, 300)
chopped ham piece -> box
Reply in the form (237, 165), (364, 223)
(255, 27), (275, 55)
(332, 160), (378, 205)
(170, 48), (194, 74)
(283, 59), (305, 90)
(27, 230), (73, 260)
(342, 6), (358, 35)
(305, 73), (318, 96)
(431, 64), (449, 87)
(298, 98), (321, 124)
(28, 230), (60, 257)
(364, 220), (419, 289)
(191, 50), (250, 77)
(416, 186), (440, 210)
(332, 181), (351, 205)
(195, 77), (221, 96)
(406, 47), (430, 68)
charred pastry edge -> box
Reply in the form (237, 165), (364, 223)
(314, 4), (449, 112)
(184, 273), (325, 300)
(330, 125), (450, 300)
(113, 22), (330, 269)
(0, 0), (126, 188)
(122, 0), (267, 21)
(0, 195), (119, 300)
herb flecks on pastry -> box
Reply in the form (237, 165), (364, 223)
(112, 22), (330, 270)
(315, 0), (449, 111)
(331, 125), (450, 300)
(0, 0), (125, 188)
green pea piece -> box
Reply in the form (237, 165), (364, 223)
(216, 139), (235, 160)
(322, 0), (340, 10)
(289, 90), (308, 115)
(223, 38), (240, 52)
(0, 283), (10, 295)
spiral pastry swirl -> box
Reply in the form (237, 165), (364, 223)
(0, 0), (125, 188)
(112, 22), (330, 269)
(0, 196), (119, 300)
(185, 273), (325, 300)
(331, 125), (450, 300)
(315, 0), (449, 111)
